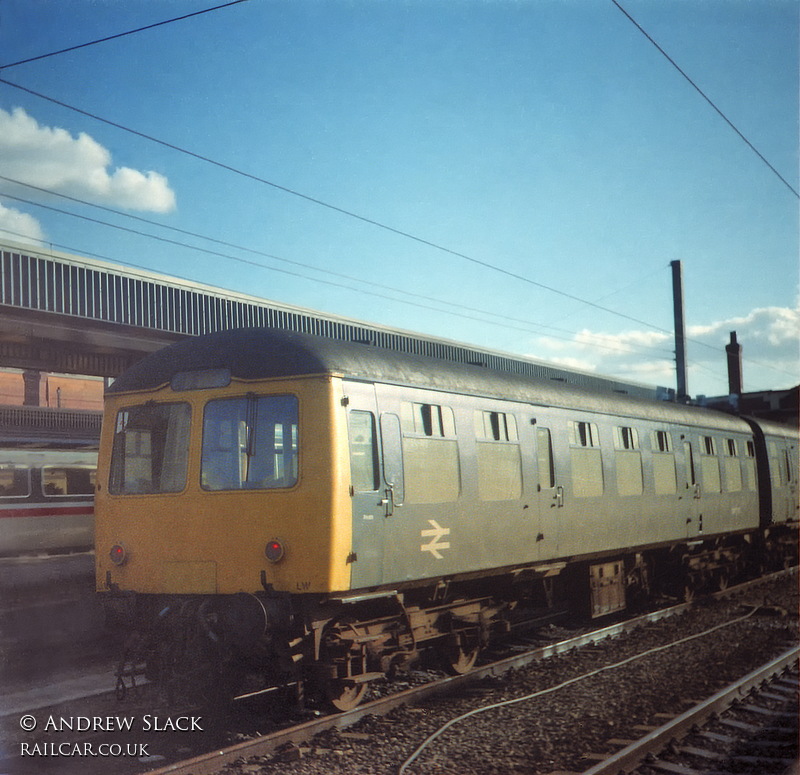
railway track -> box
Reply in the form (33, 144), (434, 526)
(583, 649), (798, 775)
(2, 570), (795, 775)
(144, 571), (796, 775)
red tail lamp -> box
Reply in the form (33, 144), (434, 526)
(109, 543), (128, 566)
(264, 539), (286, 563)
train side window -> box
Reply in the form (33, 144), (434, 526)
(722, 438), (742, 492)
(42, 467), (96, 496)
(702, 436), (717, 456)
(475, 410), (518, 442)
(651, 430), (672, 453)
(0, 465), (30, 497)
(699, 435), (721, 493)
(650, 431), (677, 495)
(568, 420), (603, 497)
(568, 420), (599, 448)
(536, 427), (555, 490)
(401, 402), (455, 438)
(348, 411), (379, 492)
(613, 426), (639, 450)
(400, 401), (459, 504)
(474, 410), (521, 501)
(613, 426), (642, 496)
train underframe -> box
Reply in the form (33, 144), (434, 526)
(109, 525), (798, 712)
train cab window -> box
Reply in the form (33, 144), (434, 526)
(613, 426), (642, 496)
(348, 411), (379, 492)
(110, 402), (191, 494)
(0, 465), (30, 497)
(474, 410), (521, 501)
(400, 401), (459, 504)
(42, 467), (96, 496)
(699, 435), (721, 493)
(201, 395), (298, 491)
(568, 420), (603, 497)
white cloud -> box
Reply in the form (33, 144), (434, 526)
(531, 306), (800, 397)
(0, 106), (176, 213)
(0, 201), (46, 246)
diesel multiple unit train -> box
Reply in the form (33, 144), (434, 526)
(95, 328), (798, 709)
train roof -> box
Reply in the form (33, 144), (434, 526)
(108, 327), (756, 433)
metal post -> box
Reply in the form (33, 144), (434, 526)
(671, 260), (689, 403)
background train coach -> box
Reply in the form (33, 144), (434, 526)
(95, 328), (798, 708)
(0, 447), (96, 557)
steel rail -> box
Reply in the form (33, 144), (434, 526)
(140, 569), (795, 775)
(581, 646), (800, 775)
(138, 602), (704, 775)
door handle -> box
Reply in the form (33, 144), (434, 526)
(555, 485), (564, 508)
(382, 484), (395, 517)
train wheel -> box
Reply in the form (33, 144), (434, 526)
(443, 631), (480, 675)
(319, 619), (370, 712)
(325, 679), (368, 712)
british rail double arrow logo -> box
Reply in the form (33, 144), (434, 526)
(420, 519), (450, 559)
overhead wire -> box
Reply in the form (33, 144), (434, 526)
(0, 0), (251, 71)
(0, 6), (794, 385)
(4, 185), (794, 384)
(0, 74), (685, 340)
(0, 185), (677, 360)
(611, 0), (799, 199)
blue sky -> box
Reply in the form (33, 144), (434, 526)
(0, 0), (797, 397)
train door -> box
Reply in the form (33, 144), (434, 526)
(535, 425), (561, 559)
(345, 381), (386, 589)
(682, 440), (702, 538)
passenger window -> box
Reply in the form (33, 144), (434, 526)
(475, 410), (518, 442)
(474, 410), (521, 501)
(702, 436), (717, 456)
(651, 430), (673, 453)
(699, 435), (721, 493)
(568, 419), (603, 497)
(647, 430), (676, 494)
(0, 465), (30, 497)
(348, 411), (379, 492)
(401, 402), (455, 438)
(722, 438), (742, 492)
(569, 420), (599, 448)
(613, 426), (639, 450)
(400, 401), (459, 504)
(613, 426), (642, 496)
(42, 467), (96, 496)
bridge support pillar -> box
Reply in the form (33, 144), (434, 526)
(22, 369), (42, 406)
